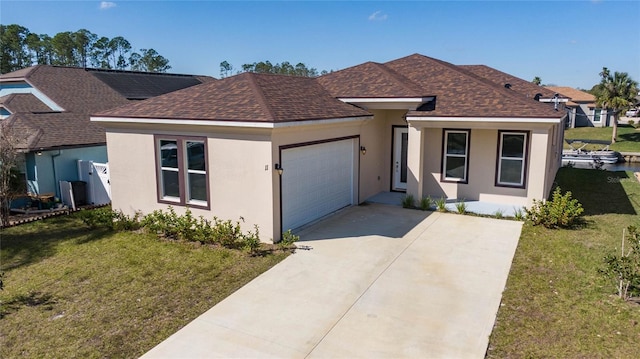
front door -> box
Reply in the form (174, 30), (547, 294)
(392, 126), (408, 191)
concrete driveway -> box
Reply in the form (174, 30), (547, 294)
(141, 204), (522, 358)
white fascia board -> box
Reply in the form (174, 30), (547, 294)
(339, 97), (434, 110)
(90, 115), (372, 128)
(538, 98), (569, 103)
(406, 116), (564, 124)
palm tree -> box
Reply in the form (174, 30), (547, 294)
(595, 67), (638, 143)
(532, 76), (542, 86)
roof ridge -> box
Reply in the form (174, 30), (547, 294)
(372, 62), (428, 96)
(245, 73), (277, 121)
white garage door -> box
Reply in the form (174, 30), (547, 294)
(281, 138), (357, 231)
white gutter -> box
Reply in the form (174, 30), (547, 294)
(406, 116), (564, 124)
(90, 115), (372, 128)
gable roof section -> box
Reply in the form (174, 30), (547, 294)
(97, 72), (371, 123)
(544, 86), (595, 103)
(385, 54), (562, 118)
(317, 61), (428, 98)
(0, 93), (52, 113)
(460, 65), (559, 100)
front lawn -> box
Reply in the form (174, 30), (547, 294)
(564, 125), (640, 152)
(487, 168), (640, 358)
(0, 216), (289, 358)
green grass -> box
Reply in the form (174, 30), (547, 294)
(564, 125), (640, 152)
(0, 215), (289, 358)
(487, 168), (640, 358)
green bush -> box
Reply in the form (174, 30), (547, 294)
(401, 194), (415, 209)
(455, 200), (467, 214)
(279, 229), (300, 250)
(78, 207), (141, 231)
(242, 225), (261, 254)
(435, 197), (447, 212)
(525, 187), (584, 228)
(601, 226), (640, 301)
(140, 208), (253, 248)
(419, 196), (432, 211)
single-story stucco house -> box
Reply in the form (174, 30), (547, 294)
(545, 86), (612, 128)
(92, 54), (566, 242)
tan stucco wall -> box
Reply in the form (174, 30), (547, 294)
(104, 113), (564, 243)
(407, 120), (562, 208)
(106, 126), (276, 241)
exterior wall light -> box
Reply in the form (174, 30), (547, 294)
(274, 163), (284, 175)
(360, 146), (367, 155)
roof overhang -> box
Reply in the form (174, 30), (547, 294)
(338, 97), (435, 110)
(406, 115), (565, 129)
(91, 115), (372, 129)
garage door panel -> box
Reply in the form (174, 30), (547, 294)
(282, 139), (356, 231)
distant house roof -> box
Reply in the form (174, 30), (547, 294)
(97, 72), (371, 122)
(544, 86), (595, 104)
(0, 65), (212, 151)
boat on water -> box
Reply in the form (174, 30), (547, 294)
(562, 139), (620, 164)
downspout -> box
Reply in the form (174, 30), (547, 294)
(51, 150), (62, 198)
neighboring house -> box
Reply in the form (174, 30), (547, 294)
(93, 53), (566, 242)
(0, 65), (211, 199)
(545, 86), (611, 128)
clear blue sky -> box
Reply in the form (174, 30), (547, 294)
(2, 0), (639, 89)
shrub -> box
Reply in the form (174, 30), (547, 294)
(78, 207), (141, 231)
(493, 209), (504, 219)
(601, 226), (640, 301)
(513, 207), (525, 221)
(242, 225), (261, 254)
(401, 194), (415, 208)
(279, 229), (300, 250)
(525, 187), (584, 228)
(628, 119), (635, 126)
(419, 196), (432, 211)
(455, 200), (467, 214)
(435, 197), (447, 212)
(78, 207), (114, 229)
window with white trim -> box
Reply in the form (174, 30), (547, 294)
(496, 131), (528, 187)
(442, 129), (470, 183)
(156, 136), (209, 208)
(593, 109), (602, 122)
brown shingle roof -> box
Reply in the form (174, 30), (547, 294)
(317, 61), (428, 98)
(0, 65), (210, 150)
(384, 54), (562, 118)
(98, 72), (371, 122)
(460, 65), (559, 100)
(544, 86), (595, 103)
(0, 93), (52, 113)
(5, 112), (106, 150)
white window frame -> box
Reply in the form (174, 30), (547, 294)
(441, 129), (470, 183)
(496, 131), (528, 188)
(593, 108), (602, 122)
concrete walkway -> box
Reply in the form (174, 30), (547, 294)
(141, 204), (522, 358)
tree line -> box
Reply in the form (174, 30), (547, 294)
(0, 24), (171, 74)
(219, 60), (329, 78)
